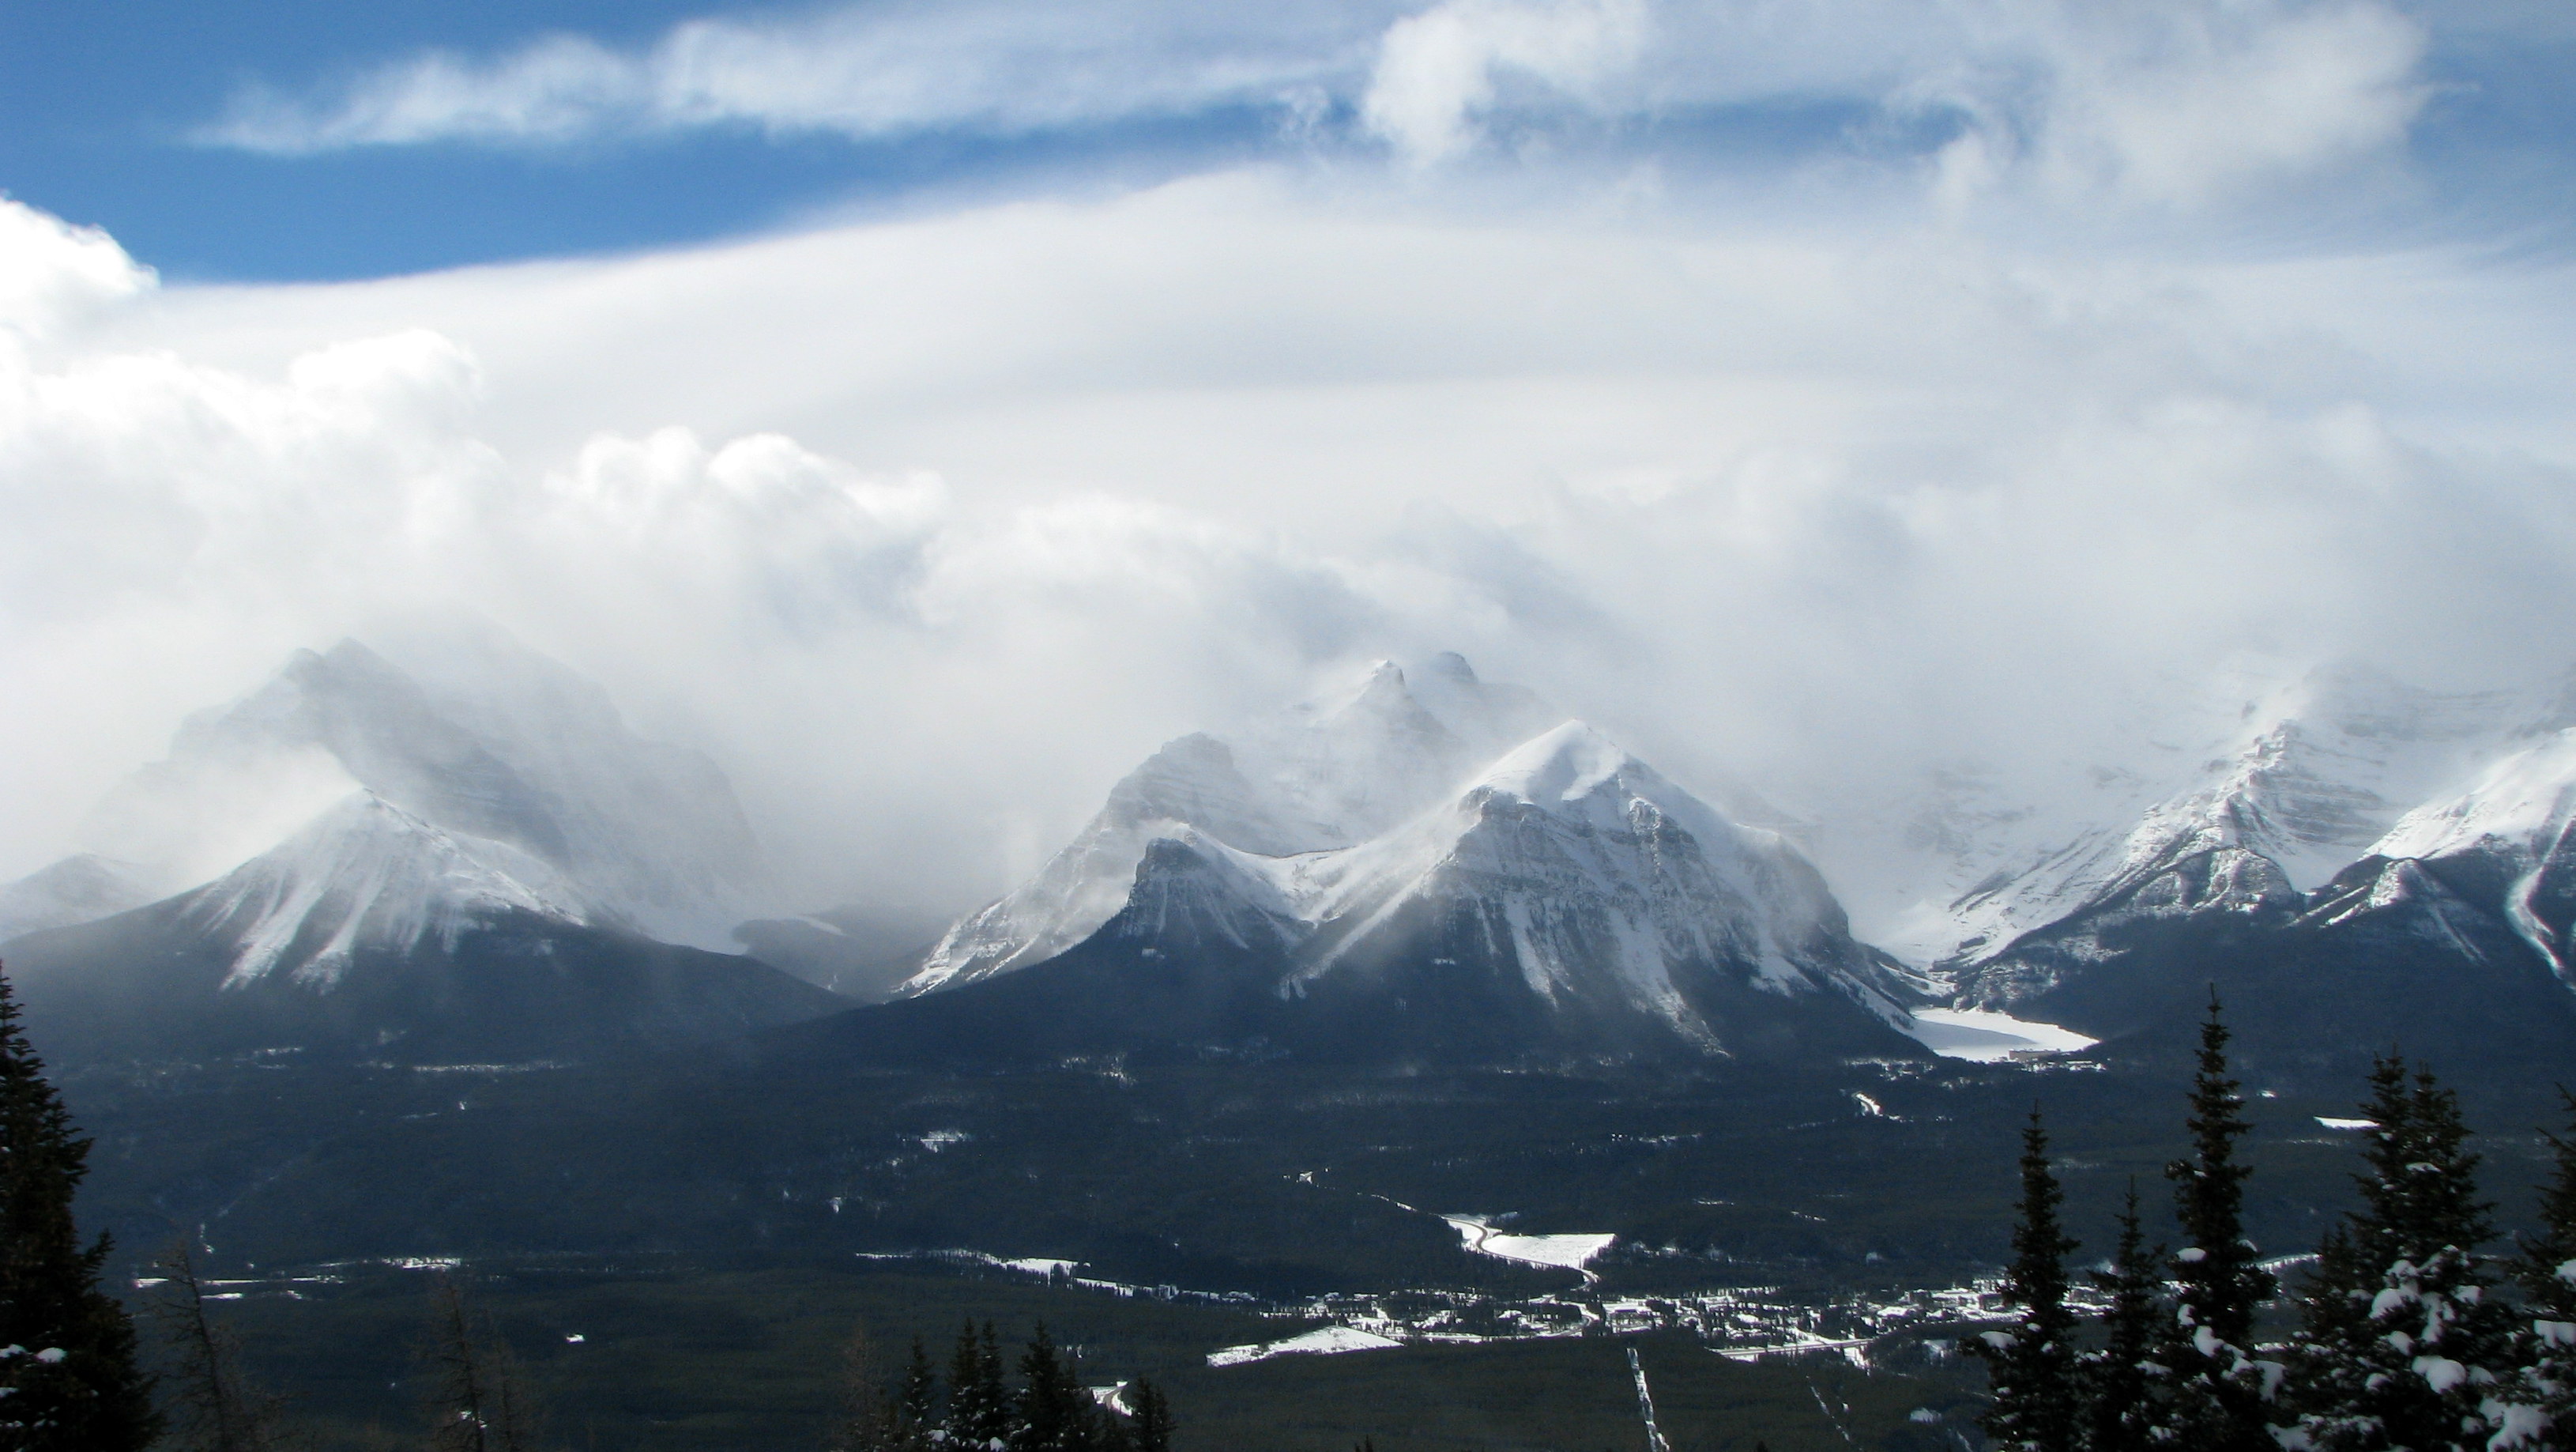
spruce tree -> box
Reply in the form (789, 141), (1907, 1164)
(0, 965), (160, 1451)
(2083, 1182), (2169, 1452)
(1972, 1106), (2082, 1452)
(947, 1320), (1011, 1449)
(1010, 1323), (1094, 1452)
(896, 1337), (936, 1450)
(2499, 1089), (2576, 1448)
(1126, 1377), (1173, 1452)
(2159, 994), (2280, 1452)
(2284, 1055), (2518, 1451)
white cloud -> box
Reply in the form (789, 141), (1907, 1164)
(1361, 0), (1648, 165)
(6, 138), (2574, 920)
(1918, 0), (2433, 207)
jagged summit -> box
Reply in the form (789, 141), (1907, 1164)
(886, 698), (1923, 1065)
(1945, 678), (2576, 1071)
(906, 653), (1564, 994)
(1920, 659), (2516, 971)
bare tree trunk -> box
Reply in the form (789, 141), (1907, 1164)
(420, 1273), (542, 1452)
(145, 1239), (291, 1452)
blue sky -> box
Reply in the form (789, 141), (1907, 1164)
(9, 0), (2572, 281)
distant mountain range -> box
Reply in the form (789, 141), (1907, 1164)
(9, 638), (2576, 1081)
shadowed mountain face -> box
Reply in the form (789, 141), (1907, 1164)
(4, 898), (841, 1069)
(2, 792), (839, 1067)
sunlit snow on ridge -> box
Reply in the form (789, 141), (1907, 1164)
(1903, 1007), (2097, 1062)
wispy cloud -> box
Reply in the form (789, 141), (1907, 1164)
(193, 0), (2449, 217)
(196, 1), (1398, 154)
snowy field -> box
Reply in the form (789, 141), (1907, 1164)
(1902, 1008), (2099, 1062)
(1207, 1326), (1404, 1368)
(1442, 1216), (1618, 1272)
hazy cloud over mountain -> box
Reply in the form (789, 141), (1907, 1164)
(4, 0), (2573, 923)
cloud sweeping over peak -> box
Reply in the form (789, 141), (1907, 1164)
(6, 151), (2576, 934)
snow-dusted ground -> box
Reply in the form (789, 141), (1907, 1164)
(1442, 1216), (1618, 1272)
(1207, 1326), (1405, 1368)
(1900, 1008), (2098, 1062)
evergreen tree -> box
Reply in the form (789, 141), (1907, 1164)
(947, 1320), (1012, 1450)
(1126, 1377), (1173, 1452)
(2082, 1182), (2168, 1452)
(0, 964), (160, 1451)
(1972, 1106), (2082, 1452)
(2497, 1089), (2576, 1449)
(2284, 1055), (2518, 1451)
(2159, 995), (2280, 1452)
(897, 1338), (936, 1449)
(1010, 1323), (1094, 1452)
(145, 1240), (294, 1452)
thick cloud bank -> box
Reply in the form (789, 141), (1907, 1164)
(9, 1), (2576, 923)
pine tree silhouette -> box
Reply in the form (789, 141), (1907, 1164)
(2159, 994), (2280, 1451)
(2284, 1055), (2516, 1451)
(1972, 1105), (2081, 1452)
(0, 964), (160, 1450)
(1127, 1378), (1173, 1452)
(2082, 1182), (2168, 1452)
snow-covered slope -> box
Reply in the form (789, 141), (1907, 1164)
(2359, 727), (2576, 979)
(893, 706), (1923, 1064)
(185, 792), (591, 989)
(40, 629), (764, 951)
(907, 654), (1559, 993)
(1944, 689), (2576, 1068)
(1262, 722), (1919, 1047)
(1873, 663), (2514, 971)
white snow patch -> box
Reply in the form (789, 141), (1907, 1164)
(1207, 1325), (1403, 1367)
(1444, 1216), (1617, 1271)
(1903, 1008), (2098, 1062)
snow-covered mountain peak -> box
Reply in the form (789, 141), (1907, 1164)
(44, 624), (765, 950)
(189, 791), (590, 990)
(908, 654), (1567, 995)
(1473, 722), (1649, 818)
(2370, 728), (2576, 866)
(1861, 658), (2529, 971)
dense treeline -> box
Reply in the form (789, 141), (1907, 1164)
(1979, 997), (2576, 1450)
(833, 1321), (1173, 1452)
